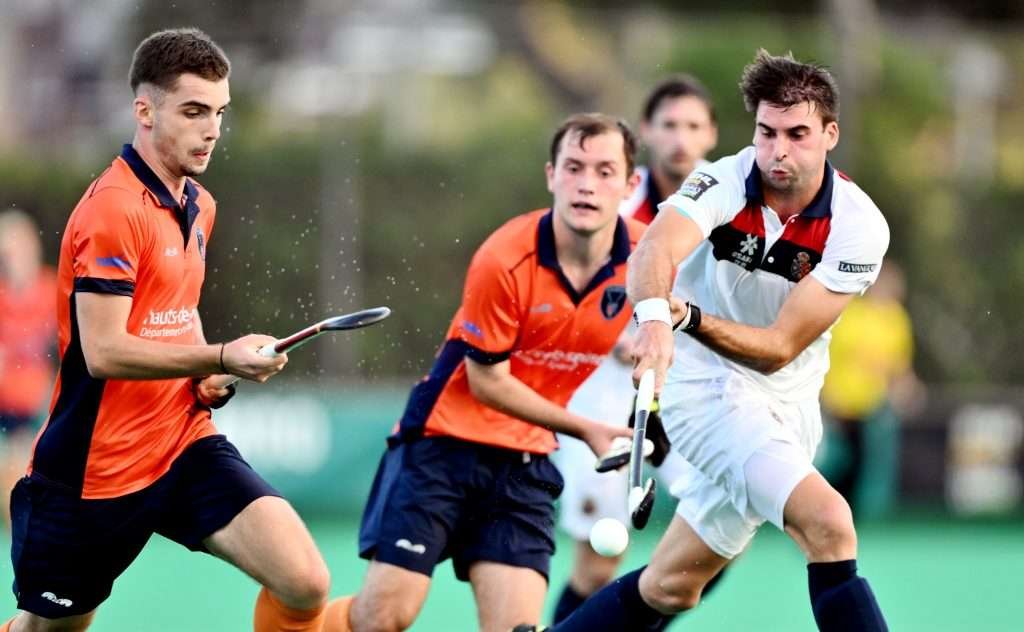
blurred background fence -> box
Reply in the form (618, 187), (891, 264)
(2, 0), (1023, 520)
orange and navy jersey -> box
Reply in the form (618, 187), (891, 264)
(29, 145), (217, 499)
(0, 268), (57, 416)
(395, 209), (644, 454)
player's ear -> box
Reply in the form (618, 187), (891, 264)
(624, 168), (642, 197)
(134, 95), (155, 129)
(545, 161), (555, 193)
(825, 121), (839, 151)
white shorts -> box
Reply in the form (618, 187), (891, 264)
(553, 354), (698, 541)
(660, 374), (824, 559)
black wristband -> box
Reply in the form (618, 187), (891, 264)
(219, 342), (227, 374)
(673, 302), (702, 334)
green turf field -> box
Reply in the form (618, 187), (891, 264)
(0, 516), (1020, 631)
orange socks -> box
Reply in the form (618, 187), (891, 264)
(321, 596), (355, 632)
(253, 587), (326, 632)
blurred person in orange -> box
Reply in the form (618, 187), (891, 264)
(821, 261), (922, 514)
(0, 210), (58, 528)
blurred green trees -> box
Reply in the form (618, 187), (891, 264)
(3, 9), (1022, 386)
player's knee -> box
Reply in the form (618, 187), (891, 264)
(351, 580), (425, 632)
(352, 599), (418, 632)
(276, 558), (331, 609)
(801, 496), (857, 559)
(638, 567), (702, 614)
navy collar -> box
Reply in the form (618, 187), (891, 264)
(537, 209), (631, 305)
(537, 210), (631, 269)
(120, 144), (199, 210)
(120, 144), (201, 245)
(743, 158), (834, 219)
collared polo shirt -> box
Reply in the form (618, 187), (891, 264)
(396, 209), (645, 453)
(30, 145), (218, 498)
(660, 146), (890, 402)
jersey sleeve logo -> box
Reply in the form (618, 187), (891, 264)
(600, 285), (627, 320)
(95, 255), (132, 271)
(838, 261), (876, 273)
(195, 227), (206, 261)
(680, 173), (719, 201)
(461, 320), (484, 339)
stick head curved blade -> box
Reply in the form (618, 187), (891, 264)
(629, 478), (657, 530)
(322, 306), (391, 330)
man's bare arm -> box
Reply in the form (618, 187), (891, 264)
(627, 208), (706, 392)
(463, 356), (630, 456)
(76, 293), (282, 381)
(626, 209), (704, 305)
(685, 275), (854, 374)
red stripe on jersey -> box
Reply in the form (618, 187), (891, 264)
(780, 215), (832, 253)
(729, 205), (766, 237)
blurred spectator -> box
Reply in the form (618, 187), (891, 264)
(821, 261), (924, 515)
(0, 209), (57, 526)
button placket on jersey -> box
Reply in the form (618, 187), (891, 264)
(760, 206), (785, 265)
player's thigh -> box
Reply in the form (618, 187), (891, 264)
(153, 435), (327, 604)
(781, 470), (857, 561)
(640, 515), (730, 610)
(468, 561), (547, 632)
(203, 496), (329, 605)
(351, 560), (432, 632)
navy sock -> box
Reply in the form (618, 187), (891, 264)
(552, 567), (669, 632)
(552, 583), (587, 624)
(808, 560), (888, 632)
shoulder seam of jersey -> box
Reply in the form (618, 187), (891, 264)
(86, 183), (143, 201)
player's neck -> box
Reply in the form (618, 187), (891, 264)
(552, 218), (615, 291)
(763, 171), (824, 223)
(650, 166), (685, 201)
(132, 138), (188, 203)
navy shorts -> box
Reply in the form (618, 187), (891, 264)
(359, 436), (564, 582)
(10, 434), (280, 618)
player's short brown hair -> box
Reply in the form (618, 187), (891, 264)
(550, 113), (637, 176)
(130, 28), (230, 93)
(740, 49), (839, 124)
(642, 75), (716, 124)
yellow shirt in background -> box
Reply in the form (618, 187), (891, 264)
(822, 298), (913, 419)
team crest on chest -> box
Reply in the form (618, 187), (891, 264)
(791, 251), (812, 281)
(601, 285), (627, 320)
(195, 227), (206, 261)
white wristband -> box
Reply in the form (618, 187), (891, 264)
(632, 298), (672, 326)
